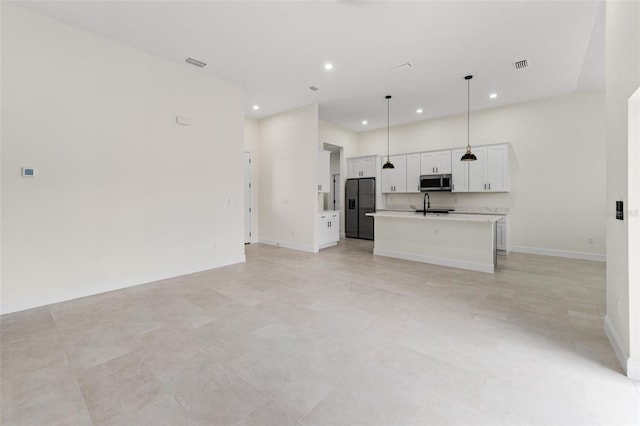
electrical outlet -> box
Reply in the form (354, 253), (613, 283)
(454, 198), (459, 204)
(587, 237), (594, 245)
(434, 228), (439, 234)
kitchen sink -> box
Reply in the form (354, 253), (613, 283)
(415, 209), (454, 214)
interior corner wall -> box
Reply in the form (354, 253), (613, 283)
(257, 104), (318, 252)
(244, 118), (260, 243)
(356, 93), (606, 259)
(0, 4), (246, 314)
(319, 120), (359, 237)
(605, 0), (640, 378)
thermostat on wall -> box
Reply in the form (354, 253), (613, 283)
(21, 167), (36, 177)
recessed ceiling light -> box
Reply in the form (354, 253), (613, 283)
(252, 105), (260, 110)
(489, 93), (498, 99)
(324, 63), (334, 71)
(416, 108), (423, 114)
(362, 120), (368, 125)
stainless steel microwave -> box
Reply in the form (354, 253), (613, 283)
(420, 174), (452, 192)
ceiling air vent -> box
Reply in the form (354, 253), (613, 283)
(391, 62), (412, 72)
(309, 86), (319, 91)
(513, 59), (529, 70)
(184, 57), (207, 68)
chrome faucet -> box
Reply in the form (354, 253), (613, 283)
(423, 192), (430, 215)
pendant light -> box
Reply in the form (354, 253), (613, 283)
(382, 95), (395, 169)
(460, 75), (477, 162)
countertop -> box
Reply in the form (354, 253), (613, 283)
(367, 211), (503, 223)
(379, 208), (508, 216)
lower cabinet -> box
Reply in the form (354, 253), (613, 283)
(496, 216), (508, 254)
(318, 212), (339, 249)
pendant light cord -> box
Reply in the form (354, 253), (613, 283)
(387, 96), (390, 162)
(467, 77), (470, 151)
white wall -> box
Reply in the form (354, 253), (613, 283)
(319, 120), (359, 237)
(258, 104), (318, 252)
(244, 118), (260, 243)
(356, 93), (606, 260)
(0, 4), (246, 314)
(604, 0), (640, 379)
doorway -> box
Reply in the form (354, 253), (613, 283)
(332, 174), (341, 211)
(244, 152), (252, 244)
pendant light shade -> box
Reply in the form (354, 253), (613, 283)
(461, 75), (477, 162)
(382, 95), (395, 169)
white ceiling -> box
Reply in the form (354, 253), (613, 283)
(16, 1), (605, 131)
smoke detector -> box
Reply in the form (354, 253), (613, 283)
(513, 59), (529, 70)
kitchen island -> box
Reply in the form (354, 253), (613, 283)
(366, 211), (503, 273)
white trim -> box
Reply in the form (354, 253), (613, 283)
(258, 239), (317, 253)
(373, 248), (494, 273)
(318, 242), (337, 250)
(604, 315), (640, 379)
(511, 245), (605, 262)
(0, 255), (246, 315)
(605, 315), (628, 374)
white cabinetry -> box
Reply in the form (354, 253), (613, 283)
(496, 216), (508, 254)
(347, 156), (377, 178)
(420, 150), (452, 175)
(318, 211), (339, 249)
(318, 150), (330, 193)
(468, 144), (509, 192)
(381, 155), (407, 193)
(451, 148), (469, 193)
(405, 153), (421, 193)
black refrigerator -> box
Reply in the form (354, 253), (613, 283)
(345, 178), (375, 240)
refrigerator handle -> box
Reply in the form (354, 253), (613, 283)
(348, 199), (356, 209)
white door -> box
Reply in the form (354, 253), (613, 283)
(244, 152), (252, 244)
(406, 153), (421, 193)
(468, 146), (488, 192)
(451, 148), (469, 192)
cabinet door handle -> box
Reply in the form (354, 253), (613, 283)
(484, 183), (486, 190)
(488, 183), (491, 190)
(436, 167), (438, 173)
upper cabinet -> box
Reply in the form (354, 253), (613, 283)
(381, 155), (407, 193)
(420, 150), (452, 175)
(451, 148), (469, 192)
(318, 150), (330, 193)
(347, 155), (377, 179)
(467, 144), (510, 192)
(405, 153), (421, 193)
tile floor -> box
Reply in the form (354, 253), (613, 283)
(1, 239), (639, 425)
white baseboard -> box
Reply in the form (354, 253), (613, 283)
(604, 315), (640, 380)
(258, 239), (317, 253)
(0, 255), (246, 316)
(510, 245), (605, 262)
(373, 248), (494, 273)
(318, 242), (337, 250)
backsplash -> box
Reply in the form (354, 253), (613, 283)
(383, 192), (510, 214)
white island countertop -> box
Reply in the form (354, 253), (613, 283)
(367, 211), (503, 223)
(367, 210), (500, 273)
